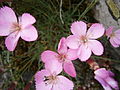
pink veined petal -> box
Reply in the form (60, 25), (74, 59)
(88, 40), (104, 55)
(109, 38), (119, 47)
(63, 61), (76, 77)
(66, 35), (80, 49)
(0, 6), (17, 23)
(108, 71), (115, 77)
(36, 82), (52, 90)
(105, 26), (114, 37)
(5, 31), (20, 51)
(77, 44), (92, 61)
(71, 21), (87, 36)
(35, 69), (52, 90)
(53, 75), (74, 90)
(112, 37), (120, 45)
(20, 25), (38, 41)
(94, 68), (109, 78)
(115, 34), (120, 40)
(94, 76), (112, 90)
(35, 69), (50, 84)
(45, 57), (63, 75)
(115, 29), (120, 34)
(66, 49), (78, 60)
(21, 13), (36, 28)
(57, 37), (67, 54)
(0, 22), (12, 36)
(41, 50), (58, 63)
(87, 23), (105, 39)
(105, 77), (119, 90)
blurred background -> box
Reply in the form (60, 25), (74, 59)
(0, 0), (120, 89)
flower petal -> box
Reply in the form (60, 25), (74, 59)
(115, 29), (120, 34)
(0, 6), (17, 23)
(88, 40), (104, 55)
(66, 49), (78, 60)
(71, 21), (87, 36)
(53, 75), (74, 90)
(94, 76), (112, 90)
(66, 35), (80, 49)
(87, 23), (105, 39)
(0, 22), (12, 36)
(112, 37), (120, 45)
(94, 68), (109, 78)
(21, 13), (36, 28)
(57, 37), (67, 54)
(45, 57), (63, 75)
(5, 31), (20, 51)
(41, 50), (58, 63)
(78, 44), (92, 61)
(36, 82), (52, 90)
(63, 61), (76, 77)
(109, 38), (119, 47)
(106, 77), (119, 90)
(35, 69), (50, 84)
(105, 26), (114, 37)
(20, 25), (38, 41)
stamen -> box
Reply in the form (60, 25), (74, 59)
(57, 54), (66, 62)
(44, 75), (58, 85)
(80, 35), (88, 43)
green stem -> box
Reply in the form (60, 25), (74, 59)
(78, 0), (99, 20)
(92, 56), (120, 63)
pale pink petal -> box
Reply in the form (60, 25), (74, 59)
(63, 61), (76, 77)
(115, 29), (120, 34)
(0, 22), (12, 36)
(108, 71), (115, 77)
(53, 75), (74, 90)
(45, 58), (62, 75)
(78, 44), (92, 61)
(94, 68), (109, 78)
(41, 50), (58, 63)
(106, 77), (119, 90)
(66, 49), (78, 60)
(35, 69), (52, 90)
(115, 34), (120, 40)
(36, 82), (52, 90)
(35, 69), (50, 84)
(0, 6), (17, 23)
(71, 21), (87, 36)
(88, 40), (104, 55)
(5, 31), (20, 51)
(95, 76), (112, 90)
(112, 37), (120, 45)
(106, 26), (114, 37)
(87, 23), (105, 39)
(57, 37), (67, 54)
(20, 25), (38, 41)
(66, 35), (80, 49)
(109, 38), (119, 47)
(21, 13), (36, 28)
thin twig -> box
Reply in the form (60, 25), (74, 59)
(60, 0), (64, 24)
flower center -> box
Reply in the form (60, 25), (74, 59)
(44, 75), (58, 84)
(57, 54), (66, 62)
(11, 23), (21, 32)
(110, 32), (115, 37)
(80, 35), (88, 43)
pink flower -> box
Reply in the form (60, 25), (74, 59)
(94, 68), (119, 90)
(66, 21), (105, 61)
(106, 26), (120, 47)
(0, 6), (38, 51)
(41, 37), (78, 77)
(35, 58), (74, 90)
